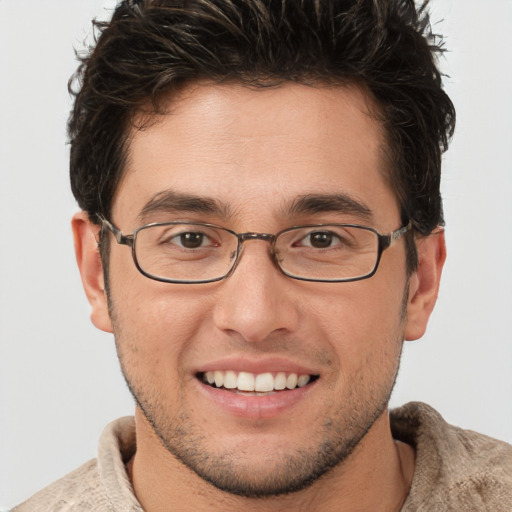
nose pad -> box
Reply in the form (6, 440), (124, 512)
(212, 240), (299, 343)
(226, 234), (280, 279)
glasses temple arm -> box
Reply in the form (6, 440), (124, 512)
(97, 214), (132, 246)
(389, 220), (413, 245)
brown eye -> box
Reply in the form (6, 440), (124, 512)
(308, 232), (335, 248)
(179, 232), (205, 248)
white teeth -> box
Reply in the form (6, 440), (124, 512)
(214, 371), (224, 388)
(255, 373), (274, 392)
(286, 373), (298, 389)
(297, 375), (311, 387)
(202, 371), (315, 392)
(237, 372), (255, 391)
(223, 370), (237, 389)
(274, 372), (287, 390)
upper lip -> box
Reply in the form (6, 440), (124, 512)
(194, 355), (321, 376)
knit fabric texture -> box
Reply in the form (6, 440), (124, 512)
(13, 402), (512, 511)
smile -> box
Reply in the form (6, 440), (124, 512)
(199, 371), (319, 394)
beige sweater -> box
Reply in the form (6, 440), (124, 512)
(13, 402), (512, 511)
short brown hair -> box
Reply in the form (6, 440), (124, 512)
(69, 0), (455, 271)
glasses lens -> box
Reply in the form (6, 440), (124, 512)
(134, 223), (238, 282)
(276, 225), (379, 281)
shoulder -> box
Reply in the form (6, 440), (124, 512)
(11, 459), (105, 512)
(392, 402), (512, 511)
(12, 417), (141, 512)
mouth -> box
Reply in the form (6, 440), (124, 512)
(197, 370), (320, 395)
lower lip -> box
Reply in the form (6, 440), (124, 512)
(196, 379), (317, 419)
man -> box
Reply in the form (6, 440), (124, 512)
(14, 0), (512, 510)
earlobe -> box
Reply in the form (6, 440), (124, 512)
(72, 211), (114, 333)
(404, 229), (446, 341)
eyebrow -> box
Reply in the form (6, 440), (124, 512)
(138, 190), (232, 223)
(138, 190), (373, 225)
(287, 193), (373, 222)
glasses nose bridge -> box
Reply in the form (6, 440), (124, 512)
(238, 232), (275, 244)
(235, 232), (278, 262)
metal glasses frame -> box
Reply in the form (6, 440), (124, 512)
(98, 214), (412, 284)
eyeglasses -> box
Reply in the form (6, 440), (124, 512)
(98, 215), (412, 284)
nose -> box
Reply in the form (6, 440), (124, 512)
(212, 241), (300, 343)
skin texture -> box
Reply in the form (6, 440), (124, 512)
(73, 82), (445, 511)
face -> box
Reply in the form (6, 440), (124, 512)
(87, 83), (418, 496)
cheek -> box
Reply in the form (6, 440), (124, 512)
(303, 275), (407, 373)
(110, 249), (210, 329)
(108, 258), (213, 378)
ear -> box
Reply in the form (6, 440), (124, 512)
(404, 229), (446, 341)
(72, 211), (113, 333)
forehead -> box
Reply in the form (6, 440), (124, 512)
(114, 82), (398, 228)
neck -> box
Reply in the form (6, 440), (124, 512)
(128, 408), (415, 512)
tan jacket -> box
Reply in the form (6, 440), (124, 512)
(13, 402), (512, 511)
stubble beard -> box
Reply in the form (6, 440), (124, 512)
(119, 369), (400, 499)
(108, 285), (408, 498)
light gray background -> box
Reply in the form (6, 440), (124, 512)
(1, 0), (511, 509)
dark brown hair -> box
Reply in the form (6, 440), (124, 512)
(68, 0), (455, 271)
